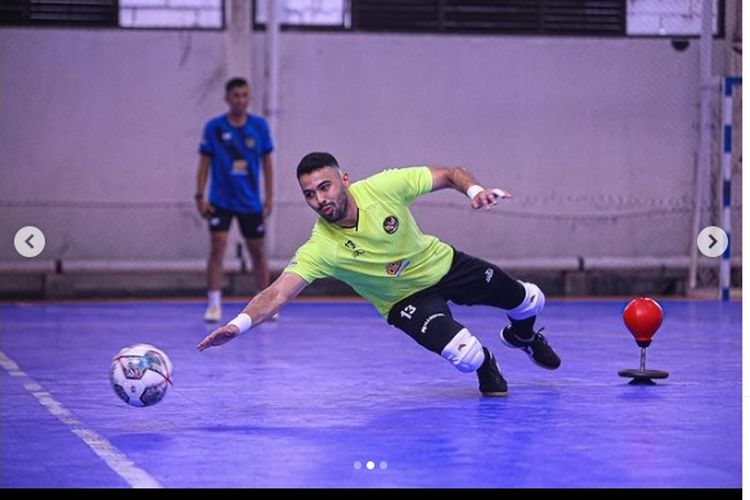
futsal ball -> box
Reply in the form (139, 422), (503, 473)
(110, 344), (173, 407)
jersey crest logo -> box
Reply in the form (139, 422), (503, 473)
(244, 136), (256, 149)
(383, 215), (399, 234)
(385, 259), (411, 277)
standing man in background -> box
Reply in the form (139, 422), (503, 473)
(195, 77), (275, 322)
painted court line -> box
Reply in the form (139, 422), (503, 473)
(0, 350), (162, 488)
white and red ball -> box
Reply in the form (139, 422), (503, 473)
(110, 344), (173, 407)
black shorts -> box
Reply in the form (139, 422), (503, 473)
(208, 206), (265, 239)
(386, 249), (525, 354)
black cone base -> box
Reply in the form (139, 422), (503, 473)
(618, 369), (669, 385)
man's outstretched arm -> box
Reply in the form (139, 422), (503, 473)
(428, 166), (511, 210)
(197, 272), (309, 351)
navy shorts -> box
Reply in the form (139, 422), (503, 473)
(208, 206), (265, 239)
(387, 249), (525, 354)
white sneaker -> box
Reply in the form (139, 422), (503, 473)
(204, 304), (222, 323)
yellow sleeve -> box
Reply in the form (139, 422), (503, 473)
(283, 238), (331, 283)
(364, 166), (433, 205)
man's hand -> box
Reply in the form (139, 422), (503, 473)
(197, 324), (240, 352)
(471, 188), (511, 210)
(197, 200), (214, 218)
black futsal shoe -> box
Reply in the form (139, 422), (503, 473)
(476, 348), (508, 397)
(500, 326), (561, 370)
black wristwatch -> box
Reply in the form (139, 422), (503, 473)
(194, 193), (204, 201)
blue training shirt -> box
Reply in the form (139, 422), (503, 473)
(199, 114), (274, 213)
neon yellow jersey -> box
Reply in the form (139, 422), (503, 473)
(285, 166), (454, 317)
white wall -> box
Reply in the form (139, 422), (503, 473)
(0, 26), (738, 266)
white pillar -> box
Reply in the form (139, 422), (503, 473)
(224, 0), (251, 79)
(688, 0), (715, 292)
(265, 0), (281, 258)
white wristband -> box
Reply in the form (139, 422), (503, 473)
(228, 313), (252, 334)
(466, 184), (484, 200)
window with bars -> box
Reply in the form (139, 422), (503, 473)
(253, 0), (629, 36)
(351, 0), (626, 36)
(0, 0), (118, 27)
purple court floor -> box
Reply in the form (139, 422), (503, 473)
(0, 299), (741, 488)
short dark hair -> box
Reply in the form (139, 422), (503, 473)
(297, 152), (339, 179)
(225, 77), (248, 93)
